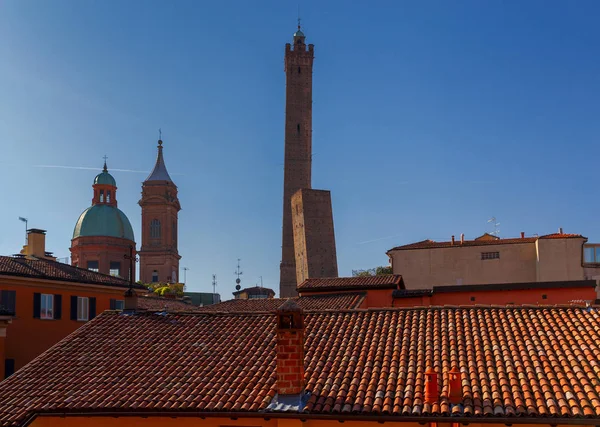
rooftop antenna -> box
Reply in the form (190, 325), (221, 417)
(212, 274), (217, 295)
(487, 217), (500, 237)
(183, 267), (189, 286)
(259, 276), (263, 288)
(234, 258), (243, 291)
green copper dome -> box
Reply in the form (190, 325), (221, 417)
(94, 170), (116, 186)
(73, 205), (135, 241)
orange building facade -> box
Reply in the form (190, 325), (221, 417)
(0, 253), (144, 379)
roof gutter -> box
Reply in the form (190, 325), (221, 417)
(27, 410), (600, 426)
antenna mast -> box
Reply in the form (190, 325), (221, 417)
(487, 217), (500, 237)
(234, 258), (243, 291)
(212, 274), (217, 295)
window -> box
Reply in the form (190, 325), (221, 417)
(77, 297), (89, 321)
(109, 261), (121, 277)
(298, 67), (301, 74)
(470, 296), (476, 302)
(4, 359), (15, 379)
(542, 294), (548, 300)
(70, 296), (95, 320)
(296, 124), (300, 135)
(41, 294), (54, 319)
(87, 260), (99, 272)
(99, 190), (104, 203)
(172, 221), (177, 244)
(583, 245), (600, 264)
(106, 190), (111, 203)
(481, 251), (500, 260)
(0, 290), (16, 315)
(150, 219), (161, 238)
(152, 270), (159, 283)
(110, 299), (124, 310)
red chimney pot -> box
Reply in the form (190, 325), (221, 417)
(520, 232), (525, 239)
(424, 368), (438, 404)
(451, 235), (455, 246)
(448, 366), (462, 404)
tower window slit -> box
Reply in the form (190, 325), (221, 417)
(297, 124), (300, 135)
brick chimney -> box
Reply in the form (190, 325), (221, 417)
(424, 367), (438, 403)
(447, 366), (462, 404)
(275, 299), (305, 395)
(123, 288), (138, 311)
(520, 231), (525, 239)
(559, 227), (563, 234)
(451, 235), (455, 246)
(20, 229), (56, 261)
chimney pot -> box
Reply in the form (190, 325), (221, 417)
(460, 233), (465, 244)
(520, 232), (525, 239)
(124, 288), (138, 311)
(424, 367), (438, 404)
(448, 366), (462, 404)
(451, 235), (455, 246)
(559, 227), (563, 234)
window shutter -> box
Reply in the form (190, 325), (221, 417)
(89, 297), (96, 319)
(33, 293), (41, 319)
(109, 299), (116, 310)
(54, 295), (62, 319)
(70, 296), (77, 320)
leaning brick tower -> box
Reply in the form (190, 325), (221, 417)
(280, 25), (314, 298)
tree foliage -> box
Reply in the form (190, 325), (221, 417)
(144, 282), (185, 297)
(352, 266), (393, 277)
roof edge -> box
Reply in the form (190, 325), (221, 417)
(29, 409), (600, 425)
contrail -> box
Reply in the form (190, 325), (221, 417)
(358, 234), (404, 245)
(32, 164), (148, 173)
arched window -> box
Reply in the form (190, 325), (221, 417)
(150, 219), (161, 238)
(152, 270), (159, 283)
(99, 190), (104, 203)
(106, 190), (111, 203)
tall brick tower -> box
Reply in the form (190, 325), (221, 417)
(280, 25), (315, 298)
(138, 137), (181, 284)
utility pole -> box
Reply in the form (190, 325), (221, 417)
(183, 267), (189, 286)
(123, 245), (138, 287)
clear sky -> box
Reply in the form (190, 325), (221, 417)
(1, 0), (599, 298)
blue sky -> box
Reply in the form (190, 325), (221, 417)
(0, 0), (599, 298)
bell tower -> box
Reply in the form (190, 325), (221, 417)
(280, 25), (314, 298)
(138, 137), (181, 284)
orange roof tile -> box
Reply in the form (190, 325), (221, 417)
(298, 275), (404, 292)
(2, 305), (600, 424)
(0, 256), (144, 289)
(197, 293), (365, 312)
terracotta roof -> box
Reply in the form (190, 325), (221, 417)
(137, 296), (203, 312)
(197, 293), (365, 312)
(539, 232), (585, 239)
(298, 275), (404, 292)
(0, 256), (144, 289)
(388, 233), (586, 251)
(4, 305), (600, 424)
